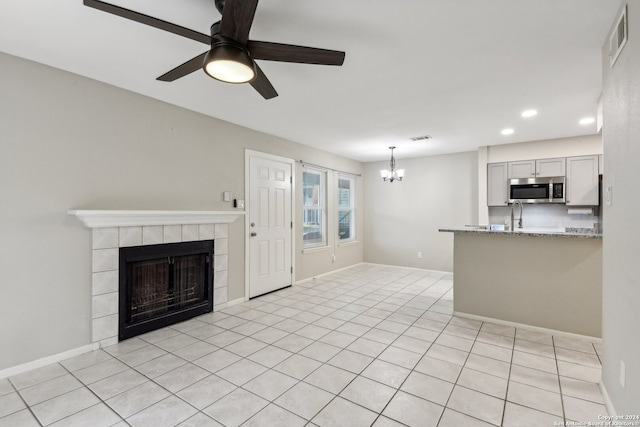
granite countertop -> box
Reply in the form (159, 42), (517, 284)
(439, 226), (602, 239)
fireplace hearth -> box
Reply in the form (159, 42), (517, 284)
(119, 240), (214, 340)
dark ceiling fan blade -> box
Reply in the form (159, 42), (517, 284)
(218, 0), (258, 44)
(156, 52), (208, 82)
(247, 41), (345, 66)
(83, 0), (210, 44)
(250, 64), (278, 99)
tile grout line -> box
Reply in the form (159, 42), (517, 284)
(6, 374), (45, 427)
(553, 335), (568, 425)
(500, 326), (517, 427)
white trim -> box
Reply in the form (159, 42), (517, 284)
(453, 311), (602, 343)
(295, 262), (366, 284)
(244, 150), (296, 302)
(337, 240), (360, 248)
(302, 245), (331, 254)
(0, 343), (98, 380)
(225, 297), (246, 307)
(362, 262), (453, 276)
(293, 262), (450, 285)
(599, 381), (617, 415)
(68, 210), (244, 228)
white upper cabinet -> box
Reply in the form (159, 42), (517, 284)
(508, 158), (565, 178)
(536, 158), (566, 177)
(487, 163), (508, 206)
(566, 155), (599, 206)
(507, 160), (536, 178)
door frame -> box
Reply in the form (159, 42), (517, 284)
(244, 149), (296, 301)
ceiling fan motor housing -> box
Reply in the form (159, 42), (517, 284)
(214, 0), (225, 15)
(203, 23), (256, 83)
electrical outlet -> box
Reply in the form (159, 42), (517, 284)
(417, 251), (423, 259)
(332, 254), (336, 262)
(620, 360), (626, 388)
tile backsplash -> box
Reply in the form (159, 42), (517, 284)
(489, 204), (598, 230)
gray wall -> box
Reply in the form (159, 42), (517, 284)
(363, 151), (478, 272)
(453, 233), (602, 337)
(601, 0), (640, 413)
(0, 52), (363, 370)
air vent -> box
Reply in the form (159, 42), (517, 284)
(609, 5), (627, 67)
(410, 135), (432, 142)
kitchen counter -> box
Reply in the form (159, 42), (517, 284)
(440, 226), (602, 338)
(439, 226), (602, 239)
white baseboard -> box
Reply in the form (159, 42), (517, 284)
(225, 297), (246, 307)
(295, 262), (452, 285)
(599, 381), (617, 415)
(0, 343), (98, 380)
(3, 296), (257, 381)
(295, 262), (366, 285)
(361, 262), (453, 276)
(453, 311), (602, 343)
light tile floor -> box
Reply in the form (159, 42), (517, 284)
(0, 264), (608, 426)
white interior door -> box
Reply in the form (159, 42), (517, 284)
(248, 153), (293, 298)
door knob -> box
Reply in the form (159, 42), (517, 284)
(250, 232), (257, 237)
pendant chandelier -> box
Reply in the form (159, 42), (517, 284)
(380, 146), (405, 182)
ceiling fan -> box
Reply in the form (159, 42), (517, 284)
(83, 0), (346, 99)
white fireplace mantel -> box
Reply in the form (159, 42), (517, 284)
(68, 210), (245, 228)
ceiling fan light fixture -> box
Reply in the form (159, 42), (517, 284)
(203, 41), (256, 83)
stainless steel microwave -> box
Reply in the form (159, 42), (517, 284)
(508, 176), (565, 203)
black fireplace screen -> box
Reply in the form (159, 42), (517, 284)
(119, 240), (214, 340)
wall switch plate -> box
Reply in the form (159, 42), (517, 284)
(234, 199), (245, 209)
(223, 191), (232, 202)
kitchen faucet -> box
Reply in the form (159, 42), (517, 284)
(511, 200), (523, 230)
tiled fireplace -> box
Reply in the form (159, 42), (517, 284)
(68, 210), (244, 348)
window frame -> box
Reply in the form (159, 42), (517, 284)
(337, 174), (356, 243)
(302, 166), (328, 249)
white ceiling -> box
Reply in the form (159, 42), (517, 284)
(0, 0), (620, 162)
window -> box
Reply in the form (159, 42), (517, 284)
(303, 167), (327, 248)
(338, 175), (355, 242)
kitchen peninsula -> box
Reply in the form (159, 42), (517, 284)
(439, 227), (602, 338)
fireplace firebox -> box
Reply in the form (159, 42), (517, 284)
(119, 240), (214, 340)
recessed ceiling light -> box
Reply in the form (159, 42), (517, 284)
(501, 128), (514, 135)
(521, 109), (538, 118)
(409, 135), (432, 141)
(579, 117), (595, 125)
